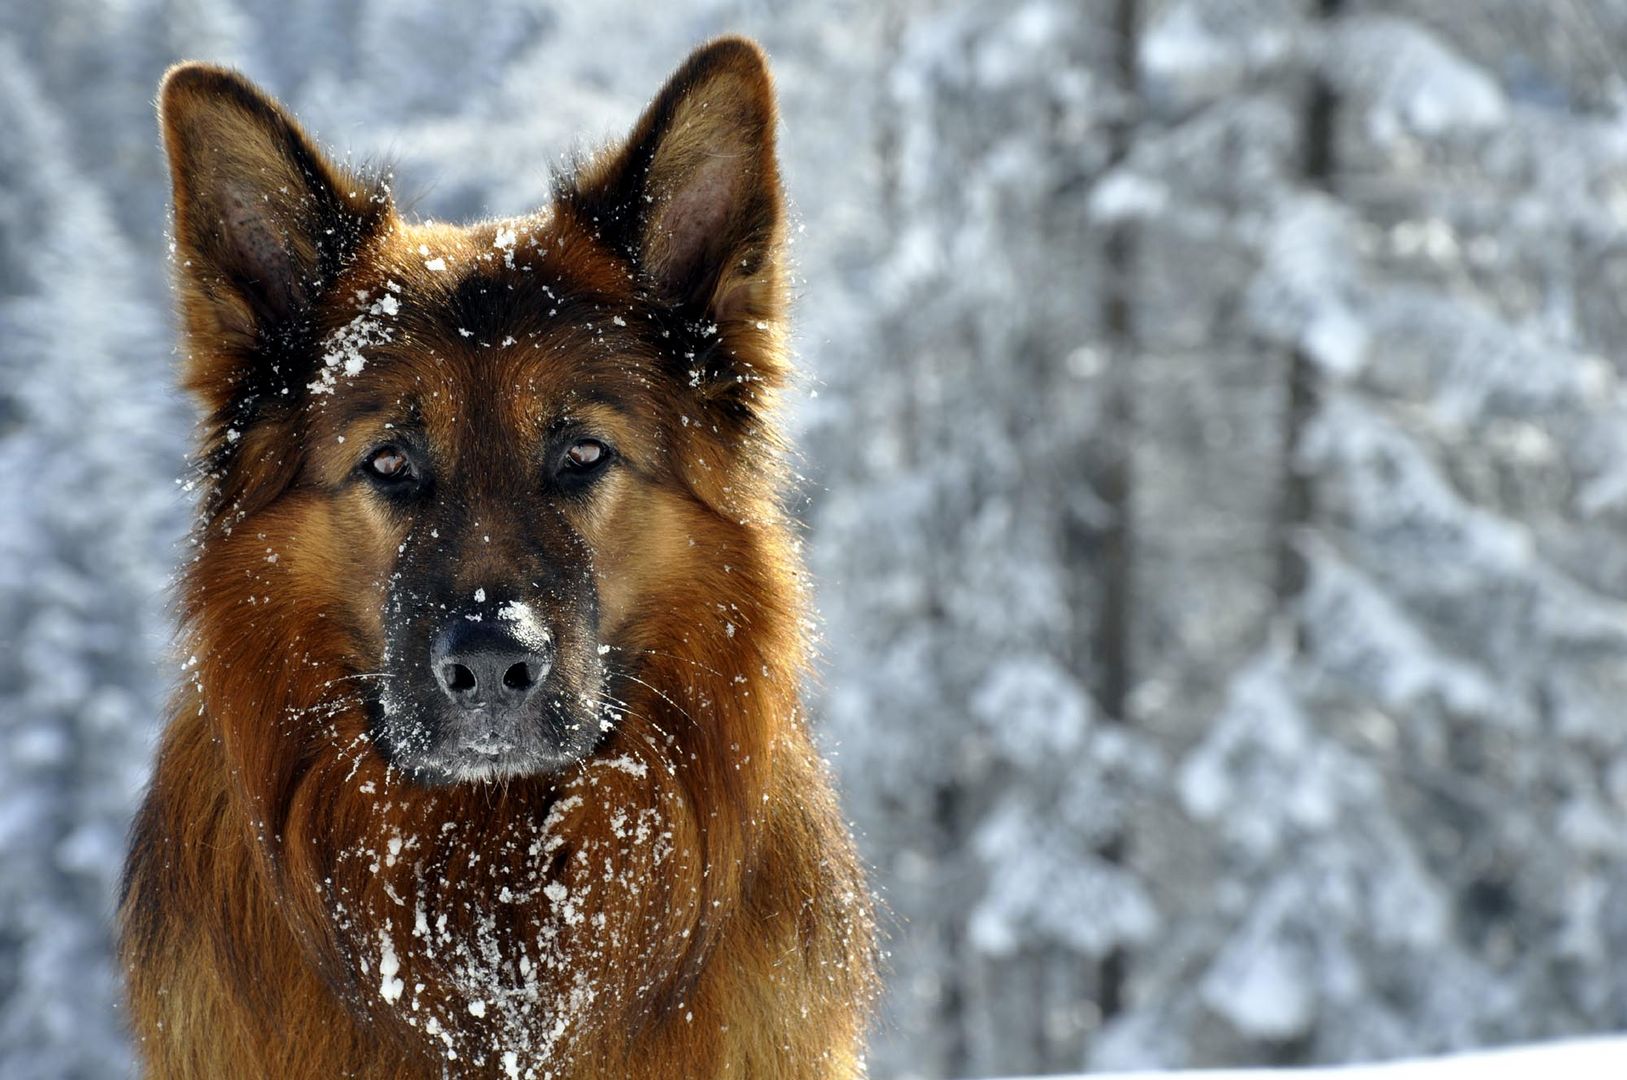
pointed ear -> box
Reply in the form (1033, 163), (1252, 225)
(158, 64), (390, 367)
(565, 37), (785, 331)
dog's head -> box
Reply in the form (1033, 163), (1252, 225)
(161, 40), (788, 785)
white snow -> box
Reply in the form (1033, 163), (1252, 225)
(595, 754), (647, 779)
(1328, 15), (1507, 142)
(308, 289), (400, 395)
(377, 930), (404, 1004)
(993, 1037), (1627, 1079)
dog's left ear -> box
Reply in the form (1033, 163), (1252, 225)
(159, 63), (391, 406)
(566, 37), (786, 369)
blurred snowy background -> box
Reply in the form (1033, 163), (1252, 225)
(8, 1), (1627, 1078)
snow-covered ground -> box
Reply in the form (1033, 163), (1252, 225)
(994, 1037), (1627, 1079)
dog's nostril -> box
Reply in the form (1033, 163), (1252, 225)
(445, 663), (476, 692)
(502, 662), (533, 692)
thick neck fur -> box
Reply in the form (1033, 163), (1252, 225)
(168, 499), (803, 1074)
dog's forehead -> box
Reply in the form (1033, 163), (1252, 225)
(313, 215), (658, 434)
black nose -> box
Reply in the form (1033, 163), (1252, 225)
(431, 620), (552, 713)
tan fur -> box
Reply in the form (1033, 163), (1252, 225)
(120, 37), (876, 1079)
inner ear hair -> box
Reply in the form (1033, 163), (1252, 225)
(639, 79), (773, 313)
(218, 184), (300, 304)
(646, 147), (747, 304)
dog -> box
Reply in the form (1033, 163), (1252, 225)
(118, 36), (876, 1079)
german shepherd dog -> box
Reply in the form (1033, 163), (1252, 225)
(119, 37), (876, 1079)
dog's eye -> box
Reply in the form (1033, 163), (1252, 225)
(565, 440), (606, 469)
(555, 438), (613, 488)
(364, 444), (413, 482)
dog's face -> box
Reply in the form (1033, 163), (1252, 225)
(301, 230), (667, 783)
(160, 41), (787, 784)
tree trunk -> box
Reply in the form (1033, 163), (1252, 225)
(1276, 0), (1342, 614)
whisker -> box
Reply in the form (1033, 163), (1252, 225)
(323, 671), (398, 686)
(610, 672), (703, 735)
(586, 693), (674, 743)
(603, 645), (729, 680)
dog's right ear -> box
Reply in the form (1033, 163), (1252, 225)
(159, 64), (390, 402)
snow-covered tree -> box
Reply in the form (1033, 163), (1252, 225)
(1092, 1), (1627, 1068)
(810, 4), (1172, 1075)
(0, 43), (185, 1080)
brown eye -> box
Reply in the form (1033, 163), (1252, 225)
(565, 440), (605, 469)
(556, 438), (613, 488)
(365, 444), (412, 482)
